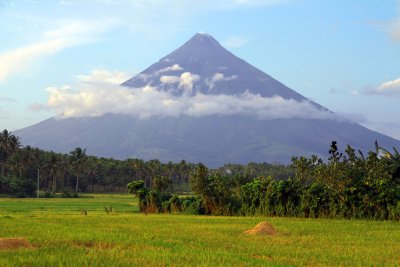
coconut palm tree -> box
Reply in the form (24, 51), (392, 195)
(70, 147), (87, 193)
(43, 153), (67, 195)
(0, 129), (21, 176)
(377, 143), (400, 180)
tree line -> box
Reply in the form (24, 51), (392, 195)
(130, 141), (400, 220)
(0, 129), (291, 197)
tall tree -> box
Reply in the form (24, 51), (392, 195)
(70, 147), (87, 193)
(43, 153), (67, 195)
(0, 129), (21, 176)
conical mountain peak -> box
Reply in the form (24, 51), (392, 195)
(122, 33), (307, 100)
(184, 32), (221, 48)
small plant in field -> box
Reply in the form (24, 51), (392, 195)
(104, 207), (113, 214)
(81, 209), (87, 215)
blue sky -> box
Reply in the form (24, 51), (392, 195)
(1, 0), (400, 139)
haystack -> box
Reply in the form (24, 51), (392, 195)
(244, 221), (277, 236)
(0, 238), (33, 250)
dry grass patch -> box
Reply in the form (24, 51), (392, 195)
(0, 238), (33, 250)
(244, 221), (277, 236)
(72, 241), (115, 250)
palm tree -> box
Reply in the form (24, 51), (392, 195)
(377, 143), (400, 180)
(87, 157), (99, 192)
(31, 147), (45, 198)
(0, 129), (21, 176)
(70, 147), (87, 193)
(43, 153), (67, 195)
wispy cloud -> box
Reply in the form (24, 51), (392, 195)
(388, 18), (400, 42)
(367, 2), (400, 43)
(335, 111), (368, 124)
(367, 77), (400, 96)
(205, 73), (238, 90)
(70, 0), (288, 8)
(76, 68), (131, 84)
(222, 35), (249, 48)
(154, 64), (183, 76)
(0, 19), (115, 82)
(385, 0), (400, 42)
(0, 0), (289, 82)
(0, 38), (80, 81)
(0, 96), (17, 103)
(363, 120), (400, 140)
(215, 0), (289, 9)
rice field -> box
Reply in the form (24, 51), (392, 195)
(0, 194), (399, 266)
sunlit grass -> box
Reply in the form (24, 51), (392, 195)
(0, 194), (399, 266)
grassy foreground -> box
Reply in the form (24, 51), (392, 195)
(0, 194), (399, 266)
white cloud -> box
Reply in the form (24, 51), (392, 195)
(76, 68), (131, 84)
(179, 72), (200, 92)
(0, 38), (77, 81)
(0, 19), (114, 82)
(155, 64), (183, 75)
(350, 90), (359, 95)
(43, 18), (116, 39)
(206, 72), (238, 89)
(160, 72), (200, 92)
(160, 75), (180, 84)
(368, 77), (400, 96)
(222, 35), (249, 48)
(40, 76), (336, 121)
(377, 77), (400, 94)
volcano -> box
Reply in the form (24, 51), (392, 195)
(15, 33), (400, 167)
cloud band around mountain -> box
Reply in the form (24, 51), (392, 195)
(39, 80), (337, 121)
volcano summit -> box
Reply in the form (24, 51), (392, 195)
(16, 33), (400, 167)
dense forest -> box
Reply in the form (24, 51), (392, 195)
(0, 129), (290, 197)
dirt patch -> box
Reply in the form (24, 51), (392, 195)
(0, 238), (33, 250)
(73, 241), (115, 250)
(251, 254), (274, 261)
(244, 221), (277, 236)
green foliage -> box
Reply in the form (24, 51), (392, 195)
(0, 129), (198, 196)
(190, 164), (240, 215)
(127, 180), (145, 194)
(290, 141), (400, 220)
(133, 141), (400, 221)
(152, 175), (172, 193)
(2, 127), (400, 221)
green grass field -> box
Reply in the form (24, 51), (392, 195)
(0, 194), (399, 266)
